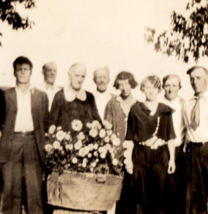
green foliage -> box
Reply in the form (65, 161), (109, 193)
(0, 0), (36, 46)
(144, 0), (208, 63)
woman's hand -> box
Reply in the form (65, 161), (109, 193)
(145, 136), (158, 147)
(150, 138), (165, 149)
(167, 159), (176, 174)
(125, 158), (133, 175)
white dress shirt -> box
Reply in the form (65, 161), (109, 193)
(38, 82), (60, 111)
(93, 90), (112, 121)
(182, 90), (208, 143)
(159, 96), (186, 147)
(14, 85), (34, 132)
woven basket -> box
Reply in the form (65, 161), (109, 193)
(47, 170), (123, 211)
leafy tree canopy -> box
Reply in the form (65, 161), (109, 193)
(0, 0), (36, 46)
(144, 0), (208, 63)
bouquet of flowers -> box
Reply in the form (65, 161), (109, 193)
(45, 120), (127, 176)
(45, 120), (129, 211)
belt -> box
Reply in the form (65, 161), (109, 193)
(189, 141), (208, 147)
(14, 131), (34, 136)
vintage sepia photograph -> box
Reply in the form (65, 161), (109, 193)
(0, 0), (208, 213)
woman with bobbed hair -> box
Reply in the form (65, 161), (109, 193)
(104, 71), (138, 144)
(125, 75), (176, 214)
(104, 71), (138, 214)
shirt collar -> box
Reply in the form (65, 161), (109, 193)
(15, 84), (34, 94)
(193, 89), (208, 101)
(93, 89), (109, 97)
(43, 81), (55, 90)
(162, 95), (181, 104)
(64, 85), (86, 102)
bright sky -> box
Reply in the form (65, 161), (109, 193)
(0, 0), (207, 100)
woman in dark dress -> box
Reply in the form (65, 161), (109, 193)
(125, 75), (176, 214)
(49, 63), (101, 214)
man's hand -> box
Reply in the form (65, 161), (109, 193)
(167, 159), (176, 174)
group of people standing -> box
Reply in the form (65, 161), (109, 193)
(0, 56), (207, 214)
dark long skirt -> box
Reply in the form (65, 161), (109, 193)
(132, 144), (172, 214)
(185, 142), (208, 214)
(168, 145), (186, 214)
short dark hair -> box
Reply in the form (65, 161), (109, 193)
(186, 66), (208, 75)
(162, 74), (182, 89)
(113, 71), (138, 89)
(13, 56), (33, 71)
(140, 75), (161, 92)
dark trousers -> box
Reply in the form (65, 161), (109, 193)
(168, 145), (186, 214)
(2, 134), (44, 214)
(185, 142), (208, 214)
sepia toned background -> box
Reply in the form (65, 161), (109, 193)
(0, 0), (206, 100)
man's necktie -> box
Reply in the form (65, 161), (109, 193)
(190, 96), (201, 130)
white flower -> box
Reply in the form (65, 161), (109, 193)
(87, 153), (92, 158)
(93, 143), (98, 150)
(71, 120), (83, 131)
(74, 140), (82, 150)
(93, 151), (98, 157)
(91, 162), (96, 168)
(65, 144), (73, 150)
(89, 129), (98, 138)
(107, 130), (113, 136)
(65, 133), (71, 141)
(88, 144), (94, 151)
(112, 137), (121, 146)
(105, 144), (111, 150)
(110, 133), (117, 141)
(95, 158), (99, 163)
(112, 159), (118, 165)
(123, 141), (131, 149)
(72, 157), (78, 164)
(98, 146), (106, 153)
(109, 147), (115, 153)
(84, 146), (90, 155)
(83, 158), (88, 163)
(77, 132), (85, 140)
(45, 144), (53, 153)
(124, 150), (131, 158)
(58, 146), (63, 151)
(103, 120), (113, 130)
(92, 120), (102, 130)
(82, 162), (87, 168)
(100, 153), (106, 159)
(53, 141), (60, 149)
(104, 136), (110, 143)
(99, 129), (106, 138)
(49, 125), (56, 134)
(56, 130), (66, 142)
(57, 126), (62, 131)
(78, 148), (86, 157)
(86, 122), (92, 129)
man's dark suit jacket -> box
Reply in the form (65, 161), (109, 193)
(0, 87), (49, 164)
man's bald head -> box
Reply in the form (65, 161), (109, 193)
(68, 63), (87, 91)
(93, 66), (110, 93)
(42, 61), (57, 85)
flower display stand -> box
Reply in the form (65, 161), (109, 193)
(47, 170), (123, 211)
